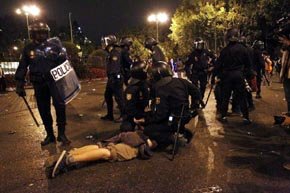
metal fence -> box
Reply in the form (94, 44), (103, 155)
(0, 62), (19, 75)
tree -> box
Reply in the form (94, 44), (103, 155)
(169, 0), (289, 57)
(169, 0), (246, 57)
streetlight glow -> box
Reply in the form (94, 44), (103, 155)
(13, 46), (18, 51)
(30, 5), (40, 16)
(15, 4), (41, 40)
(147, 12), (169, 42)
(147, 14), (157, 22)
(157, 13), (168, 23)
(15, 8), (22, 15)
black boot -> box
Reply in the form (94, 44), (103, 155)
(101, 114), (114, 121)
(41, 135), (56, 146)
(57, 127), (71, 145)
(41, 127), (56, 146)
(183, 128), (194, 144)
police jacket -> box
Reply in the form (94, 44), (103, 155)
(121, 47), (133, 71)
(124, 79), (150, 119)
(144, 77), (200, 125)
(106, 46), (122, 77)
(185, 48), (210, 74)
(215, 42), (252, 76)
(151, 46), (166, 65)
(15, 38), (67, 83)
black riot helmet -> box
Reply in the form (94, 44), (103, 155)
(120, 37), (133, 47)
(130, 61), (148, 83)
(144, 37), (158, 50)
(149, 61), (173, 82)
(193, 37), (205, 49)
(29, 21), (50, 43)
(225, 28), (240, 42)
(101, 35), (117, 49)
(252, 40), (265, 50)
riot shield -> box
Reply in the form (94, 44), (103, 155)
(50, 60), (81, 104)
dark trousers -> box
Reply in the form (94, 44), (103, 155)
(0, 77), (6, 92)
(256, 75), (262, 96)
(191, 72), (207, 99)
(246, 91), (254, 107)
(220, 71), (249, 119)
(283, 79), (290, 112)
(214, 82), (222, 112)
(144, 123), (173, 146)
(104, 77), (124, 118)
(33, 81), (66, 136)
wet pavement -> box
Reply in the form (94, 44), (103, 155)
(1, 77), (290, 193)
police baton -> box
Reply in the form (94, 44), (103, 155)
(170, 104), (185, 161)
(201, 84), (214, 109)
(21, 96), (40, 127)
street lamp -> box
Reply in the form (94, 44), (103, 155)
(147, 12), (169, 42)
(15, 5), (40, 40)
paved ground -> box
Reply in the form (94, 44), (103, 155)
(1, 76), (290, 193)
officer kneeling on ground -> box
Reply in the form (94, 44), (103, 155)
(15, 21), (71, 146)
(121, 61), (150, 132)
(134, 61), (201, 147)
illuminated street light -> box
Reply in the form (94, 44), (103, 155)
(15, 4), (41, 40)
(147, 12), (169, 42)
(13, 46), (18, 51)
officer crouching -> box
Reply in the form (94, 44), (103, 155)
(134, 61), (201, 147)
(121, 61), (150, 132)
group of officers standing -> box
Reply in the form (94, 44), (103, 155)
(15, 20), (268, 148)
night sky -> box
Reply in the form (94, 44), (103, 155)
(1, 0), (180, 42)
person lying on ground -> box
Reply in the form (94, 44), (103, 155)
(46, 130), (157, 178)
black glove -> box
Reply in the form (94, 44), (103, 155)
(16, 81), (26, 97)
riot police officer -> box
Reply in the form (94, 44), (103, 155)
(101, 35), (125, 122)
(214, 28), (252, 124)
(252, 40), (265, 98)
(15, 21), (71, 146)
(121, 61), (150, 132)
(144, 37), (166, 65)
(120, 37), (133, 86)
(185, 37), (210, 100)
(134, 61), (201, 146)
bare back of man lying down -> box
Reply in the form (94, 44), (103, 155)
(46, 131), (157, 178)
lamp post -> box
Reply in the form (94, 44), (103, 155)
(69, 12), (74, 43)
(15, 5), (40, 40)
(147, 12), (169, 42)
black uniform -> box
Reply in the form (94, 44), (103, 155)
(185, 48), (210, 99)
(121, 80), (150, 131)
(143, 77), (200, 145)
(151, 46), (166, 65)
(252, 48), (265, 98)
(15, 39), (67, 138)
(120, 47), (133, 86)
(215, 42), (252, 120)
(104, 46), (125, 119)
